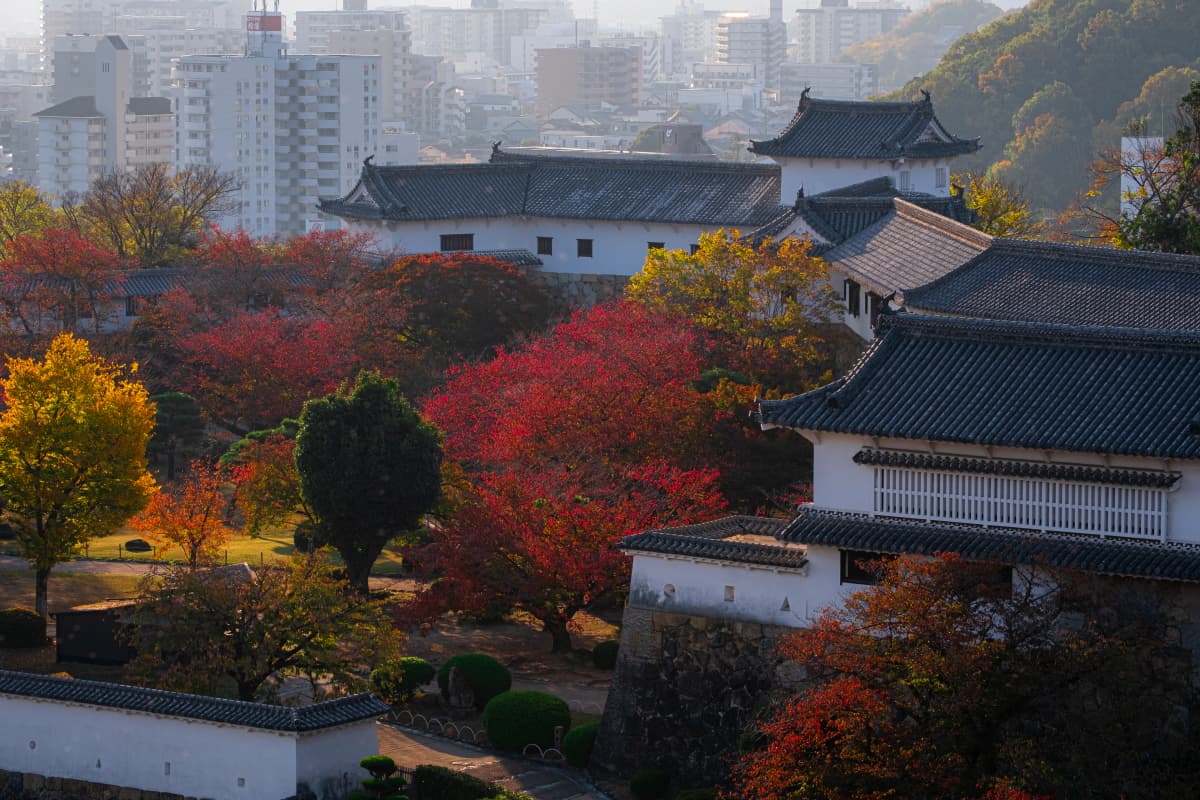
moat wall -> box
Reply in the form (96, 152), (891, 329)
(590, 606), (805, 789)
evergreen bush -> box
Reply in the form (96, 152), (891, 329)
(436, 653), (512, 710)
(482, 691), (572, 751)
(411, 765), (528, 800)
(371, 657), (436, 704)
(561, 722), (599, 768)
(591, 640), (619, 669)
(0, 607), (45, 648)
(348, 755), (407, 800)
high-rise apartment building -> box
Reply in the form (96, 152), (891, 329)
(781, 62), (878, 101)
(172, 7), (380, 237)
(792, 0), (909, 64)
(535, 44), (641, 116)
(294, 8), (408, 55)
(36, 34), (171, 198)
(715, 8), (786, 93)
(408, 4), (548, 67)
(327, 28), (413, 126)
(660, 1), (721, 79)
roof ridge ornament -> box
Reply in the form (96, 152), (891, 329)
(921, 88), (931, 103)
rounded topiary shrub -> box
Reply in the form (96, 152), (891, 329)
(0, 607), (45, 648)
(630, 768), (671, 800)
(591, 639), (619, 669)
(371, 657), (437, 705)
(437, 653), (512, 710)
(482, 690), (572, 751)
(561, 722), (599, 768)
(124, 538), (152, 553)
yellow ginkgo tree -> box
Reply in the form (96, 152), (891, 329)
(0, 334), (157, 618)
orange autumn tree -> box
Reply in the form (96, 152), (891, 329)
(133, 460), (234, 569)
(731, 553), (1196, 800)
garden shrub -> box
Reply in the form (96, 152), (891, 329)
(482, 690), (572, 751)
(561, 722), (599, 768)
(371, 657), (436, 704)
(348, 755), (407, 800)
(0, 607), (45, 648)
(411, 765), (528, 800)
(436, 653), (512, 710)
(124, 538), (152, 553)
(293, 523), (314, 554)
(673, 790), (717, 800)
(630, 768), (671, 800)
(591, 639), (619, 669)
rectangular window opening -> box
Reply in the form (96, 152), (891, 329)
(537, 236), (553, 256)
(844, 279), (861, 318)
(577, 238), (593, 258)
(440, 233), (474, 252)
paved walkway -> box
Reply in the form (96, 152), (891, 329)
(377, 722), (609, 800)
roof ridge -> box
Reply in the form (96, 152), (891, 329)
(785, 506), (1200, 553)
(893, 198), (992, 249)
(987, 237), (1200, 270)
(887, 311), (1200, 351)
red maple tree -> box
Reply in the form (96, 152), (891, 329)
(177, 310), (354, 431)
(0, 228), (124, 335)
(416, 301), (728, 650)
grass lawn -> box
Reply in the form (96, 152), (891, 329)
(0, 528), (408, 576)
(0, 571), (143, 613)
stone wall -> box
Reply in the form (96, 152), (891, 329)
(0, 770), (192, 800)
(525, 271), (629, 312)
(590, 606), (805, 789)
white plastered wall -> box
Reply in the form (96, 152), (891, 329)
(0, 696), (297, 800)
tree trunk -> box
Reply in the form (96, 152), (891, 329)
(340, 546), (374, 595)
(544, 618), (573, 653)
(34, 566), (50, 621)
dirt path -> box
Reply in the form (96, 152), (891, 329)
(377, 723), (609, 800)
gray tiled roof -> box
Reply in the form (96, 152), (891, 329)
(319, 149), (784, 227)
(749, 95), (981, 160)
(621, 515), (805, 570)
(0, 670), (388, 731)
(822, 199), (991, 295)
(757, 313), (1200, 460)
(853, 448), (1180, 488)
(467, 249), (543, 267)
(127, 96), (171, 116)
(34, 95), (102, 118)
(902, 238), (1200, 330)
(777, 507), (1200, 583)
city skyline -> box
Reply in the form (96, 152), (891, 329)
(6, 0), (1029, 38)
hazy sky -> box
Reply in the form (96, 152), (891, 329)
(5, 0), (1030, 39)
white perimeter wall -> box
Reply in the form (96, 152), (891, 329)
(0, 696), (297, 800)
(295, 723), (376, 800)
(346, 216), (719, 276)
(629, 545), (860, 627)
(805, 432), (1200, 545)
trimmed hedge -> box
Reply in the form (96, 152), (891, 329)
(591, 640), (619, 669)
(0, 607), (45, 648)
(561, 722), (599, 768)
(482, 690), (571, 751)
(371, 657), (436, 704)
(630, 768), (671, 800)
(411, 765), (528, 800)
(436, 653), (512, 710)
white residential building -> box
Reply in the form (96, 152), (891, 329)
(294, 8), (408, 55)
(660, 0), (722, 79)
(781, 62), (878, 102)
(172, 8), (380, 237)
(715, 10), (786, 92)
(34, 96), (107, 198)
(327, 28), (414, 131)
(792, 0), (909, 64)
(124, 96), (173, 169)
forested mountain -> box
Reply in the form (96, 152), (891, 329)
(844, 0), (1005, 94)
(892, 0), (1200, 214)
